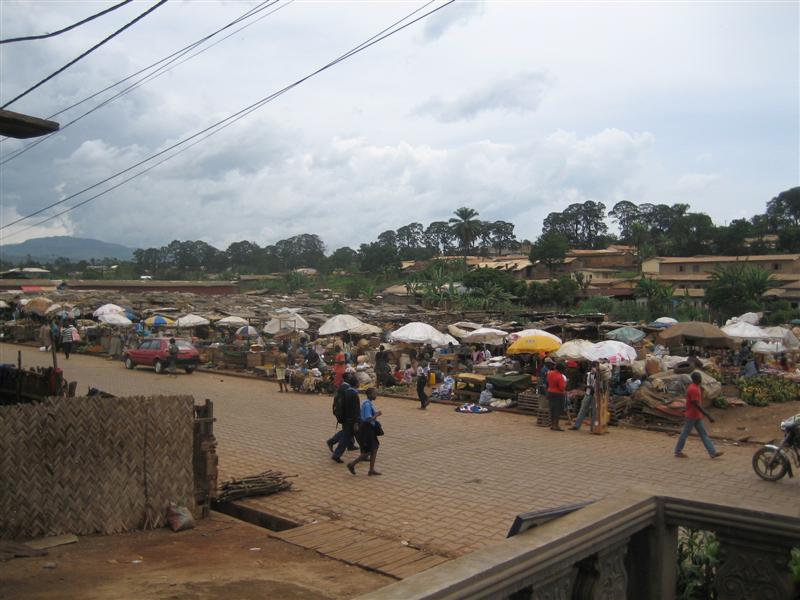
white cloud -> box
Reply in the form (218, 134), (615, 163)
(414, 71), (553, 122)
(421, 1), (485, 41)
(674, 172), (722, 193)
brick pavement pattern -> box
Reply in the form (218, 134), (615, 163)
(5, 343), (798, 557)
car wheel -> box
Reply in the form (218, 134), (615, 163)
(125, 357), (136, 370)
(184, 366), (195, 374)
(154, 360), (165, 374)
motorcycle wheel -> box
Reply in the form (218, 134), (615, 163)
(752, 446), (789, 481)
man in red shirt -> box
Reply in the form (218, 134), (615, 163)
(675, 371), (724, 458)
(546, 362), (568, 431)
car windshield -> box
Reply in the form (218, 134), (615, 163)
(176, 341), (194, 350)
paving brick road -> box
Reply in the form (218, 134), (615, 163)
(5, 343), (798, 557)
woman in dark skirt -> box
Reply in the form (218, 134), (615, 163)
(348, 388), (382, 476)
(546, 362), (567, 431)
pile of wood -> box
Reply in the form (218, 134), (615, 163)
(216, 470), (294, 503)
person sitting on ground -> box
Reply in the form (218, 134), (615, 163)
(393, 363), (405, 385)
(436, 375), (455, 400)
(403, 364), (414, 385)
(478, 382), (494, 406)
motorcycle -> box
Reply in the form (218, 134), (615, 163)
(752, 414), (800, 481)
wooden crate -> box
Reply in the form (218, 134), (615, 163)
(516, 390), (540, 413)
(246, 352), (264, 368)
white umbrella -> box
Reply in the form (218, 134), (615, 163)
(760, 326), (800, 349)
(508, 328), (562, 344)
(0, 300), (8, 309)
(217, 316), (249, 327)
(752, 340), (786, 355)
(176, 314), (210, 328)
(462, 327), (508, 345)
(98, 313), (133, 327)
(721, 321), (771, 341)
(263, 313), (309, 334)
(389, 322), (459, 347)
(93, 303), (125, 317)
(318, 314), (365, 336)
(582, 340), (638, 363)
(552, 339), (595, 360)
(349, 323), (382, 336)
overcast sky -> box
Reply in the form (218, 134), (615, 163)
(0, 0), (797, 252)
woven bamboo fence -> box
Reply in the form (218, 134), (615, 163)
(0, 395), (195, 539)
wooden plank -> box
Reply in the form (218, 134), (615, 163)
(369, 546), (421, 569)
(388, 554), (451, 579)
(305, 528), (368, 551)
(24, 534), (78, 550)
(330, 537), (390, 562)
(379, 551), (438, 573)
(314, 531), (375, 554)
(271, 522), (339, 542)
(288, 526), (356, 549)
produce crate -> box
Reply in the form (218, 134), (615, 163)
(516, 390), (541, 413)
(246, 352), (264, 369)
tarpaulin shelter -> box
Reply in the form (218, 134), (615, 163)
(318, 314), (366, 336)
(605, 326), (646, 344)
(721, 321), (771, 341)
(93, 304), (125, 317)
(582, 340), (637, 363)
(389, 322), (458, 347)
(552, 339), (594, 360)
(462, 327), (508, 345)
(657, 321), (734, 349)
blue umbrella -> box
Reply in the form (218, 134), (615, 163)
(605, 326), (646, 344)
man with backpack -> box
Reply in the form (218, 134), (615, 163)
(326, 373), (361, 463)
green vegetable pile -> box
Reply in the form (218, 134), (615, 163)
(737, 376), (800, 406)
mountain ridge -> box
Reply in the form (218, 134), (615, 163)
(0, 236), (135, 262)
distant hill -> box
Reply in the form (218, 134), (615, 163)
(0, 236), (135, 263)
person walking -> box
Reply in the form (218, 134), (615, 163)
(167, 338), (179, 374)
(675, 371), (724, 459)
(571, 362), (597, 431)
(61, 322), (78, 360)
(416, 361), (429, 409)
(327, 374), (361, 463)
(347, 388), (382, 476)
(546, 362), (567, 431)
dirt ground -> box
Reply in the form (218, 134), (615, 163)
(705, 399), (800, 444)
(0, 513), (391, 600)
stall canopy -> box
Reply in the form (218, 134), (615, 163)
(236, 325), (259, 337)
(507, 333), (562, 355)
(721, 322), (771, 341)
(605, 326), (646, 344)
(725, 312), (761, 326)
(552, 339), (595, 360)
(582, 340), (637, 363)
(348, 323), (382, 336)
(649, 317), (678, 329)
(657, 321), (734, 348)
(263, 312), (309, 334)
(508, 328), (562, 343)
(217, 316), (249, 327)
(176, 314), (210, 328)
(751, 340), (786, 355)
(389, 322), (459, 347)
(447, 321), (482, 338)
(99, 313), (133, 327)
(760, 326), (800, 349)
(22, 297), (53, 316)
(462, 327), (508, 345)
(318, 314), (366, 336)
(93, 303), (125, 317)
(144, 315), (174, 327)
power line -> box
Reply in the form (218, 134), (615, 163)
(0, 0), (290, 165)
(2, 0), (456, 239)
(0, 0), (134, 44)
(1, 0), (168, 110)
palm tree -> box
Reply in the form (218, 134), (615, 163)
(449, 207), (481, 259)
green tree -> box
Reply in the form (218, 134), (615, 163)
(327, 246), (358, 272)
(609, 200), (641, 242)
(530, 230), (569, 275)
(542, 201), (608, 248)
(766, 187), (800, 228)
(449, 207), (481, 258)
(490, 220), (518, 255)
(634, 277), (675, 318)
(706, 263), (773, 320)
(713, 219), (753, 256)
(358, 241), (399, 275)
(425, 221), (455, 255)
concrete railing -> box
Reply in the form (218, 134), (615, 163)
(356, 490), (800, 600)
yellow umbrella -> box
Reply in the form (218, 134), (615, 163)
(144, 315), (175, 327)
(507, 334), (562, 355)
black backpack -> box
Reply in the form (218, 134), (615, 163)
(332, 386), (346, 423)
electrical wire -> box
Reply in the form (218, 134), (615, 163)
(1, 0), (168, 110)
(0, 0), (134, 44)
(2, 0), (455, 239)
(0, 0), (288, 165)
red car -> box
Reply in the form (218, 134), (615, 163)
(123, 338), (200, 374)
